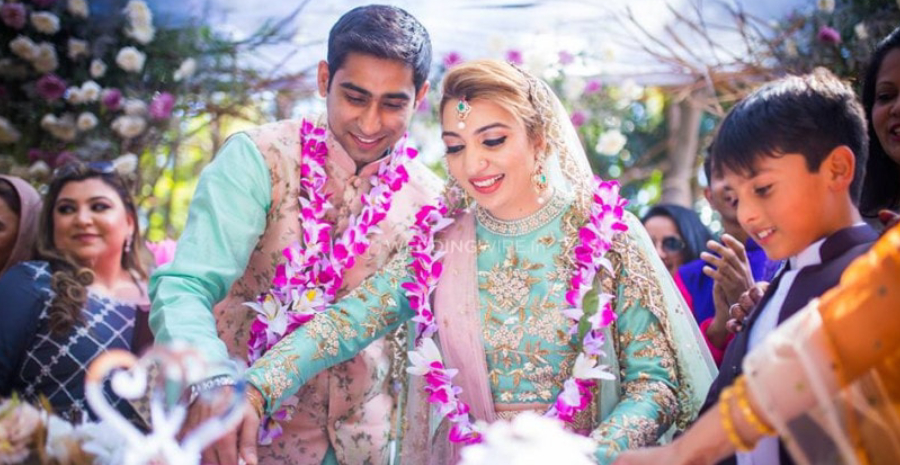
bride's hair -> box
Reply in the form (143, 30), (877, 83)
(440, 60), (555, 151)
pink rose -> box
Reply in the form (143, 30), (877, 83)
(101, 88), (122, 110)
(1, 3), (27, 29)
(443, 51), (463, 69)
(148, 92), (175, 120)
(584, 79), (603, 95)
(505, 49), (523, 66)
(571, 110), (587, 128)
(817, 26), (841, 44)
(36, 74), (67, 101)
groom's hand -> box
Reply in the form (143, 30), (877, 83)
(180, 384), (241, 465)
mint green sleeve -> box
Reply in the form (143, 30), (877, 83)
(149, 134), (271, 371)
(591, 235), (682, 465)
(245, 250), (413, 413)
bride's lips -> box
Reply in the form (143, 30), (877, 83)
(351, 133), (385, 151)
(469, 174), (504, 194)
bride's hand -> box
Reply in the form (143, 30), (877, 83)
(238, 387), (264, 465)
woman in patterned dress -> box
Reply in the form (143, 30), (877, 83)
(0, 162), (149, 423)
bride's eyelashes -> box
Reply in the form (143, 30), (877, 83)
(445, 144), (464, 155)
(483, 136), (506, 147)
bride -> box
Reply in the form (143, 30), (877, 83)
(238, 60), (716, 464)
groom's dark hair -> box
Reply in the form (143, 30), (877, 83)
(327, 5), (432, 92)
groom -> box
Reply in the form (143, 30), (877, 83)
(149, 5), (442, 464)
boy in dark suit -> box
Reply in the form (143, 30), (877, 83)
(702, 68), (879, 465)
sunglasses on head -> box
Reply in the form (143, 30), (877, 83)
(661, 236), (686, 253)
(52, 160), (116, 180)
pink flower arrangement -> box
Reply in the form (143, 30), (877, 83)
(443, 51), (464, 69)
(101, 88), (122, 110)
(36, 73), (67, 101)
(558, 50), (575, 66)
(571, 110), (587, 128)
(584, 79), (603, 96)
(404, 176), (628, 446)
(1, 3), (27, 29)
(505, 49), (524, 66)
(817, 26), (841, 44)
(149, 92), (175, 120)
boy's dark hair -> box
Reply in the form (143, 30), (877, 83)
(711, 68), (868, 204)
(327, 5), (431, 92)
(860, 26), (900, 216)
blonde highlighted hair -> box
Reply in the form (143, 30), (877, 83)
(440, 60), (550, 150)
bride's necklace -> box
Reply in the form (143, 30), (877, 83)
(404, 178), (629, 444)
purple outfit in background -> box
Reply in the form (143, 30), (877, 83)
(677, 238), (780, 324)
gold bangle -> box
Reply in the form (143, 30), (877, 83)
(720, 385), (753, 452)
(735, 377), (776, 436)
(246, 387), (266, 419)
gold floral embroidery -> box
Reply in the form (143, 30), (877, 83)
(623, 380), (679, 427)
(591, 414), (661, 459)
(606, 213), (697, 429)
(479, 245), (542, 311)
(305, 311), (359, 360)
(247, 343), (301, 412)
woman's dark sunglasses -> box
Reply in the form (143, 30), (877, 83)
(661, 236), (686, 253)
(52, 160), (116, 180)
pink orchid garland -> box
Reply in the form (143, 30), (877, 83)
(404, 177), (628, 445)
(246, 118), (417, 365)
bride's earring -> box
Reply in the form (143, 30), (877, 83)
(532, 160), (548, 204)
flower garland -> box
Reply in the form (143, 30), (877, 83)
(246, 119), (417, 364)
(404, 177), (628, 444)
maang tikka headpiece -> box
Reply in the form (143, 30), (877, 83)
(456, 96), (471, 129)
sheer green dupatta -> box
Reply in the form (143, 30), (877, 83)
(598, 212), (718, 436)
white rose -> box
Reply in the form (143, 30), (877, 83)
(111, 115), (147, 138)
(0, 117), (21, 144)
(33, 42), (58, 73)
(66, 87), (86, 104)
(124, 0), (152, 26)
(45, 415), (75, 464)
(112, 153), (139, 174)
(28, 160), (51, 178)
(30, 12), (61, 35)
(855, 22), (869, 40)
(817, 0), (835, 13)
(562, 76), (586, 102)
(77, 112), (98, 131)
(90, 59), (107, 78)
(67, 38), (89, 60)
(127, 23), (155, 45)
(173, 58), (197, 81)
(115, 46), (146, 73)
(595, 129), (627, 156)
(10, 35), (38, 61)
(44, 114), (77, 141)
(80, 80), (101, 101)
(616, 79), (644, 107)
(123, 98), (147, 115)
(41, 113), (58, 130)
(67, 0), (89, 18)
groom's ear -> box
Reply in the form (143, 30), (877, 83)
(413, 81), (430, 111)
(317, 60), (330, 98)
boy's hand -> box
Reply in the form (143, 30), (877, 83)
(725, 282), (768, 333)
(700, 234), (755, 306)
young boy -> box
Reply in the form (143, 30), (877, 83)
(701, 68), (879, 465)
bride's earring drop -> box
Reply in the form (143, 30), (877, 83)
(532, 160), (548, 204)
